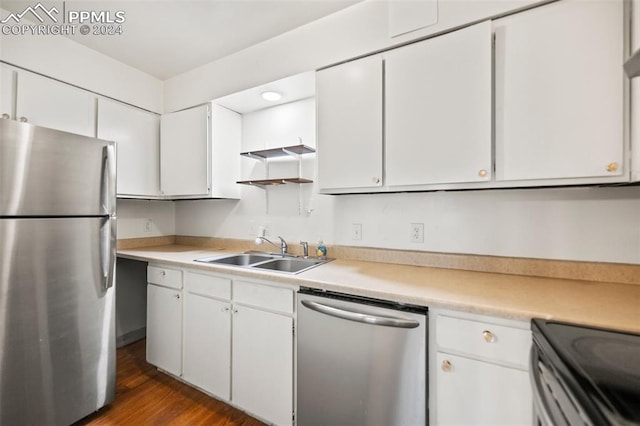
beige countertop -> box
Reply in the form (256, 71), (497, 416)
(118, 244), (640, 334)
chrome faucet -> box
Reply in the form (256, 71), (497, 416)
(300, 241), (308, 258)
(255, 235), (288, 256)
(278, 236), (288, 255)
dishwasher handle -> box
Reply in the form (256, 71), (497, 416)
(301, 299), (420, 329)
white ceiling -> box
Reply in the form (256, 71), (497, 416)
(1, 0), (360, 80)
(214, 70), (314, 113)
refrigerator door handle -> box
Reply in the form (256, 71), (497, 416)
(100, 218), (116, 290)
(101, 144), (116, 215)
(300, 299), (420, 328)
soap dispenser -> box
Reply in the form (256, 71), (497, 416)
(315, 241), (327, 259)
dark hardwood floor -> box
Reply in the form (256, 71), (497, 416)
(78, 339), (265, 426)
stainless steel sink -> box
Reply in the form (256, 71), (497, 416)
(251, 258), (325, 274)
(195, 252), (329, 274)
(196, 253), (274, 266)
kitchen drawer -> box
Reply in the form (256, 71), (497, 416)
(436, 314), (530, 368)
(184, 271), (231, 300)
(147, 265), (182, 290)
(233, 280), (294, 314)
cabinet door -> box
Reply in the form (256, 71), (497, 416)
(317, 55), (383, 191)
(210, 103), (241, 199)
(494, 0), (624, 181)
(16, 71), (96, 137)
(436, 352), (532, 425)
(97, 98), (160, 197)
(160, 104), (210, 197)
(1, 65), (14, 119)
(232, 306), (293, 426)
(182, 292), (231, 401)
(385, 21), (492, 187)
(146, 284), (182, 376)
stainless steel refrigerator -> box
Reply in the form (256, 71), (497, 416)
(0, 119), (117, 425)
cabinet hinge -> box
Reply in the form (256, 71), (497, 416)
(292, 411), (295, 422)
(292, 323), (295, 335)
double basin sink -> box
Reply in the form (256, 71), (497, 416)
(195, 252), (330, 274)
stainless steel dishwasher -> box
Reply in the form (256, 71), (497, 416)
(297, 288), (427, 425)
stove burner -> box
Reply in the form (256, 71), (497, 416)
(572, 337), (640, 379)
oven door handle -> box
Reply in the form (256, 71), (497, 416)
(530, 344), (555, 426)
(301, 299), (420, 329)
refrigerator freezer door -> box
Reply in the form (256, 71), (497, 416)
(0, 217), (116, 425)
(0, 119), (116, 217)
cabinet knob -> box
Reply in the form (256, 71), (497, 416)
(482, 330), (496, 343)
(372, 177), (381, 185)
(1, 113), (10, 120)
(223, 307), (230, 312)
(161, 270), (166, 277)
(174, 294), (180, 299)
(19, 116), (28, 123)
(478, 169), (488, 178)
(441, 360), (452, 372)
(606, 162), (618, 172)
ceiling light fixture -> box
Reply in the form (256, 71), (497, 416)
(261, 91), (282, 101)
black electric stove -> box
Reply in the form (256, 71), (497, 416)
(531, 319), (640, 426)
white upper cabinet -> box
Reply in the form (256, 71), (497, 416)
(316, 55), (383, 192)
(97, 98), (160, 198)
(160, 103), (240, 199)
(161, 104), (209, 197)
(494, 0), (624, 182)
(16, 70), (96, 137)
(1, 65), (14, 120)
(385, 21), (492, 187)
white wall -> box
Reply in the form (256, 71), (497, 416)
(117, 200), (175, 239)
(334, 186), (640, 264)
(0, 8), (162, 113)
(163, 0), (542, 112)
(174, 98), (640, 265)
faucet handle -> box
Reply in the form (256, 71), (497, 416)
(300, 241), (309, 258)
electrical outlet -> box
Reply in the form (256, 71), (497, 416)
(410, 223), (424, 243)
(264, 223), (272, 237)
(352, 223), (362, 241)
(143, 218), (153, 233)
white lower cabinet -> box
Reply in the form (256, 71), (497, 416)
(182, 284), (231, 401)
(436, 353), (531, 425)
(232, 305), (293, 426)
(146, 283), (183, 377)
(147, 265), (295, 425)
(231, 279), (295, 425)
(431, 309), (532, 426)
(146, 265), (183, 376)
